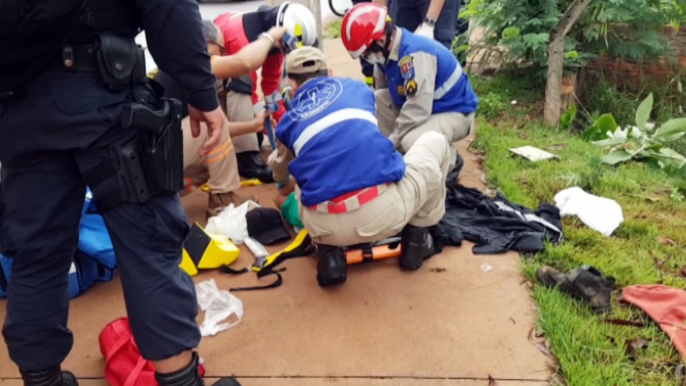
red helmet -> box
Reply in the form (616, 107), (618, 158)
(341, 3), (389, 59)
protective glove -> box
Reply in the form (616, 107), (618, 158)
(415, 23), (435, 39)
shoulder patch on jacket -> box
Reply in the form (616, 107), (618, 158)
(405, 80), (417, 96)
(399, 55), (415, 81)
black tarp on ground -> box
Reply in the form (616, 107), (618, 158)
(431, 155), (563, 255)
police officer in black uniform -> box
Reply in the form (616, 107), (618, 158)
(0, 1), (240, 386)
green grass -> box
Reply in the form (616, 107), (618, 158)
(324, 19), (342, 39)
(473, 74), (686, 386)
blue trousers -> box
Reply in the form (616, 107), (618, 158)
(0, 66), (200, 372)
(391, 0), (461, 49)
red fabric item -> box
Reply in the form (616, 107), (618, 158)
(99, 318), (206, 386)
(214, 12), (284, 108)
(622, 285), (686, 360)
(272, 100), (286, 123)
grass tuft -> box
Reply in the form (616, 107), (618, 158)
(324, 19), (342, 39)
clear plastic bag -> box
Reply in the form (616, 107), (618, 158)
(195, 279), (244, 337)
(205, 200), (258, 244)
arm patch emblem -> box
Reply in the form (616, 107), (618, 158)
(398, 55), (415, 81)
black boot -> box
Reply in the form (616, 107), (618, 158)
(20, 367), (78, 386)
(536, 265), (615, 314)
(236, 151), (274, 183)
(155, 352), (241, 386)
(316, 245), (347, 287)
(399, 225), (435, 271)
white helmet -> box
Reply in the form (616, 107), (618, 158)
(276, 2), (318, 47)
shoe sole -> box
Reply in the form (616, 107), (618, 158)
(317, 269), (347, 287)
(399, 254), (430, 271)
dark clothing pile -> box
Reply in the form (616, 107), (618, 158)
(430, 155), (563, 255)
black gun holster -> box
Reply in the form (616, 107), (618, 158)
(81, 34), (184, 213)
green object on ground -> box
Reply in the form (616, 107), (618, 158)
(281, 191), (303, 229)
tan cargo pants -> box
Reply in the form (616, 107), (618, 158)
(181, 117), (240, 196)
(299, 131), (451, 247)
(226, 91), (260, 153)
(375, 88), (474, 169)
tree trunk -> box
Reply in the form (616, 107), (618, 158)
(544, 37), (565, 127)
(543, 0), (593, 127)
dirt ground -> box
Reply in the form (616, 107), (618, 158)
(0, 39), (551, 386)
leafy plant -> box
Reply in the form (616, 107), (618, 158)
(560, 104), (578, 131)
(463, 0), (685, 70)
(592, 94), (686, 174)
(477, 92), (509, 119)
(582, 113), (618, 141)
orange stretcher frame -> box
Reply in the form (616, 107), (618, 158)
(344, 237), (402, 265)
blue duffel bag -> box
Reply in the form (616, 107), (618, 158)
(0, 188), (117, 299)
(0, 253), (82, 299)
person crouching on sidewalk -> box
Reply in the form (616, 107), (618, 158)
(214, 3), (317, 183)
(268, 46), (452, 287)
(153, 21), (285, 217)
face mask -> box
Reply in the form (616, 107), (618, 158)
(363, 55), (385, 66)
(363, 42), (387, 66)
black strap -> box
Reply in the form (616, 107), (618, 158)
(219, 265), (249, 275)
(219, 266), (286, 291)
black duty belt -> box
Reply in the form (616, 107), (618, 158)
(50, 43), (99, 72)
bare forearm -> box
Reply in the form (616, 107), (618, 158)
(425, 0), (445, 20)
(372, 0), (388, 6)
(228, 121), (259, 137)
(211, 37), (273, 79)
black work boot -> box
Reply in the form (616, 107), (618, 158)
(536, 265), (615, 314)
(399, 225), (435, 271)
(236, 151), (274, 183)
(21, 367), (77, 386)
(316, 245), (347, 287)
(156, 352), (241, 386)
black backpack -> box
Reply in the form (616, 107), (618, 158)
(0, 0), (85, 91)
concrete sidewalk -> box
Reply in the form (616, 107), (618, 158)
(0, 39), (551, 386)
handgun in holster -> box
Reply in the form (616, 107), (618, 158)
(116, 97), (184, 203)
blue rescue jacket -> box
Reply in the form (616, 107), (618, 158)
(382, 28), (478, 115)
(276, 77), (406, 207)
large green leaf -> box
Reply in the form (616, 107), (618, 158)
(657, 132), (686, 142)
(594, 113), (618, 135)
(635, 93), (653, 130)
(658, 147), (686, 160)
(601, 149), (633, 165)
(656, 148), (686, 168)
(592, 136), (627, 147)
(669, 177), (686, 190)
(583, 113), (618, 141)
(560, 104), (577, 131)
(654, 118), (686, 141)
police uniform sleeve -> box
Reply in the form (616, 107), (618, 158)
(268, 139), (295, 185)
(373, 63), (388, 90)
(135, 0), (218, 112)
(392, 52), (437, 142)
